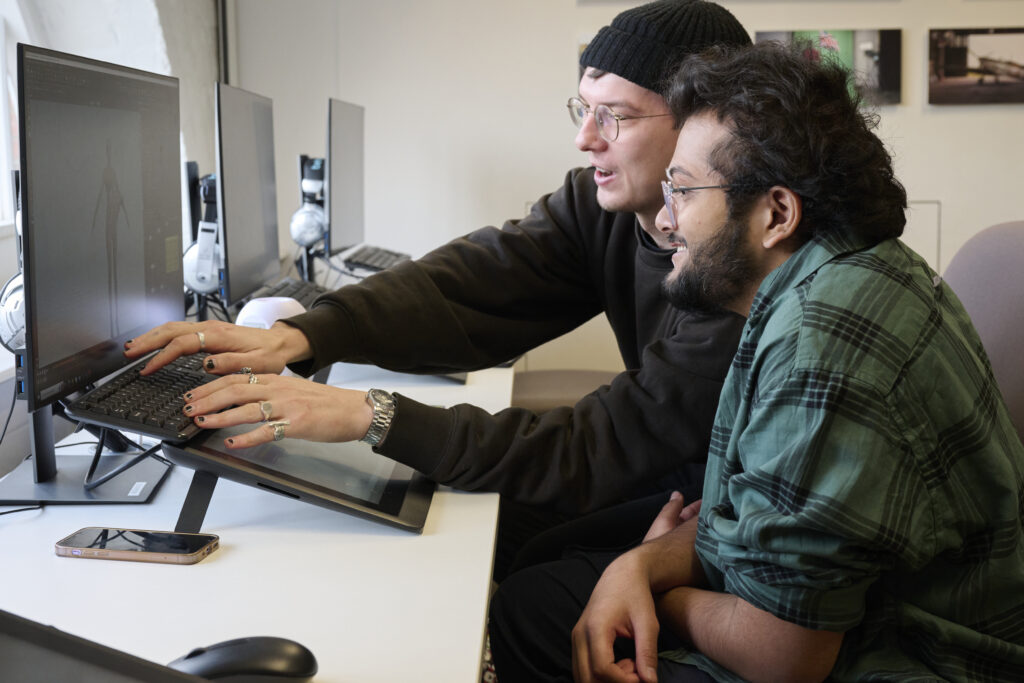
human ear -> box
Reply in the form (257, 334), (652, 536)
(761, 186), (802, 249)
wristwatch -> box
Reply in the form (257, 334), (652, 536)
(361, 388), (396, 447)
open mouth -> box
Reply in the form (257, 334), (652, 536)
(593, 165), (615, 183)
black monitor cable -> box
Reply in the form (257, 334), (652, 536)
(0, 366), (17, 448)
(323, 253), (363, 284)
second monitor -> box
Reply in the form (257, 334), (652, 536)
(323, 98), (364, 257)
(214, 82), (281, 307)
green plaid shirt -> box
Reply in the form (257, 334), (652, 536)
(679, 232), (1024, 681)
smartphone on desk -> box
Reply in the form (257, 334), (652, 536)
(55, 527), (219, 565)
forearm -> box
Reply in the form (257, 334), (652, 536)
(626, 518), (707, 593)
(656, 587), (842, 683)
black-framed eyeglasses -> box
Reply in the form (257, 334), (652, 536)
(567, 96), (671, 142)
(661, 174), (746, 229)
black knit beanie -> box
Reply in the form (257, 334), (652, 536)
(579, 0), (751, 92)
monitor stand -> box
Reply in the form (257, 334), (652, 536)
(295, 244), (322, 283)
(0, 405), (170, 505)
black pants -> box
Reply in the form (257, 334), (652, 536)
(493, 468), (705, 582)
(489, 492), (714, 682)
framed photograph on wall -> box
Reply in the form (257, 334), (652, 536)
(756, 29), (902, 105)
(929, 28), (1024, 105)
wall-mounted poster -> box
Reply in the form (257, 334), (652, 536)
(756, 30), (902, 105)
(929, 28), (1024, 104)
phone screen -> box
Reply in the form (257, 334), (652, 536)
(57, 528), (217, 555)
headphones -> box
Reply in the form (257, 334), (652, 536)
(182, 173), (221, 295)
(0, 171), (25, 353)
(289, 155), (326, 248)
(0, 271), (24, 353)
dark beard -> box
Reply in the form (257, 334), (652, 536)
(662, 213), (758, 314)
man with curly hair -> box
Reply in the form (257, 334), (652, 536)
(495, 41), (1024, 682)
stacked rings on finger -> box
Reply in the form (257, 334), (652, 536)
(259, 401), (273, 421)
(240, 367), (253, 374)
(196, 331), (206, 350)
(248, 374), (259, 384)
(267, 420), (290, 441)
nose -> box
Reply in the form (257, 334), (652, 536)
(574, 111), (606, 152)
(654, 203), (675, 234)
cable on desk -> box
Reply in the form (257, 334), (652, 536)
(323, 253), (363, 284)
(0, 504), (43, 517)
(0, 373), (18, 446)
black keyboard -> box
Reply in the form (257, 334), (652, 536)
(65, 354), (216, 443)
(259, 277), (330, 309)
(344, 244), (410, 272)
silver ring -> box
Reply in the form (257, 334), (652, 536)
(259, 401), (273, 421)
(267, 419), (290, 441)
(196, 331), (206, 350)
(248, 374), (259, 384)
(240, 366), (253, 374)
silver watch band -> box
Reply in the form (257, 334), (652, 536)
(361, 388), (396, 446)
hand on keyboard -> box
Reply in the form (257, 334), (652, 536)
(180, 372), (374, 449)
(124, 320), (313, 378)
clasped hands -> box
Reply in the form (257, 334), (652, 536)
(124, 320), (374, 448)
(571, 492), (703, 683)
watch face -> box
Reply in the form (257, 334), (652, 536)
(369, 388), (393, 407)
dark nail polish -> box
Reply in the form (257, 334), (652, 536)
(205, 358), (215, 370)
(184, 392), (193, 401)
(226, 438), (234, 445)
(125, 339), (133, 345)
(197, 416), (205, 423)
(184, 405), (193, 413)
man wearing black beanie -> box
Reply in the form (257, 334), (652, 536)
(127, 0), (750, 623)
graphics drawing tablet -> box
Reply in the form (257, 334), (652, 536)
(161, 425), (435, 532)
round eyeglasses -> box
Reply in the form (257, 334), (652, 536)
(661, 177), (746, 230)
(567, 97), (671, 142)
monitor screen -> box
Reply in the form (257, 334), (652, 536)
(214, 83), (280, 306)
(323, 98), (365, 256)
(18, 44), (183, 413)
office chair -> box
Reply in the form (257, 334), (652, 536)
(942, 220), (1024, 439)
(510, 369), (618, 413)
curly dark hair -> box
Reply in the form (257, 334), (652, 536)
(665, 41), (907, 243)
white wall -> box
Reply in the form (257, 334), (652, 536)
(231, 0), (1024, 372)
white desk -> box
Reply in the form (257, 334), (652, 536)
(0, 364), (512, 682)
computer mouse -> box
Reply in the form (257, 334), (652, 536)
(167, 636), (318, 681)
(234, 297), (307, 329)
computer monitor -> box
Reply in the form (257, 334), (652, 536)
(323, 98), (365, 256)
(0, 44), (181, 505)
(0, 608), (202, 682)
(213, 83), (280, 307)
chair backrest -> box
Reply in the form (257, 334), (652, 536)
(943, 220), (1024, 439)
